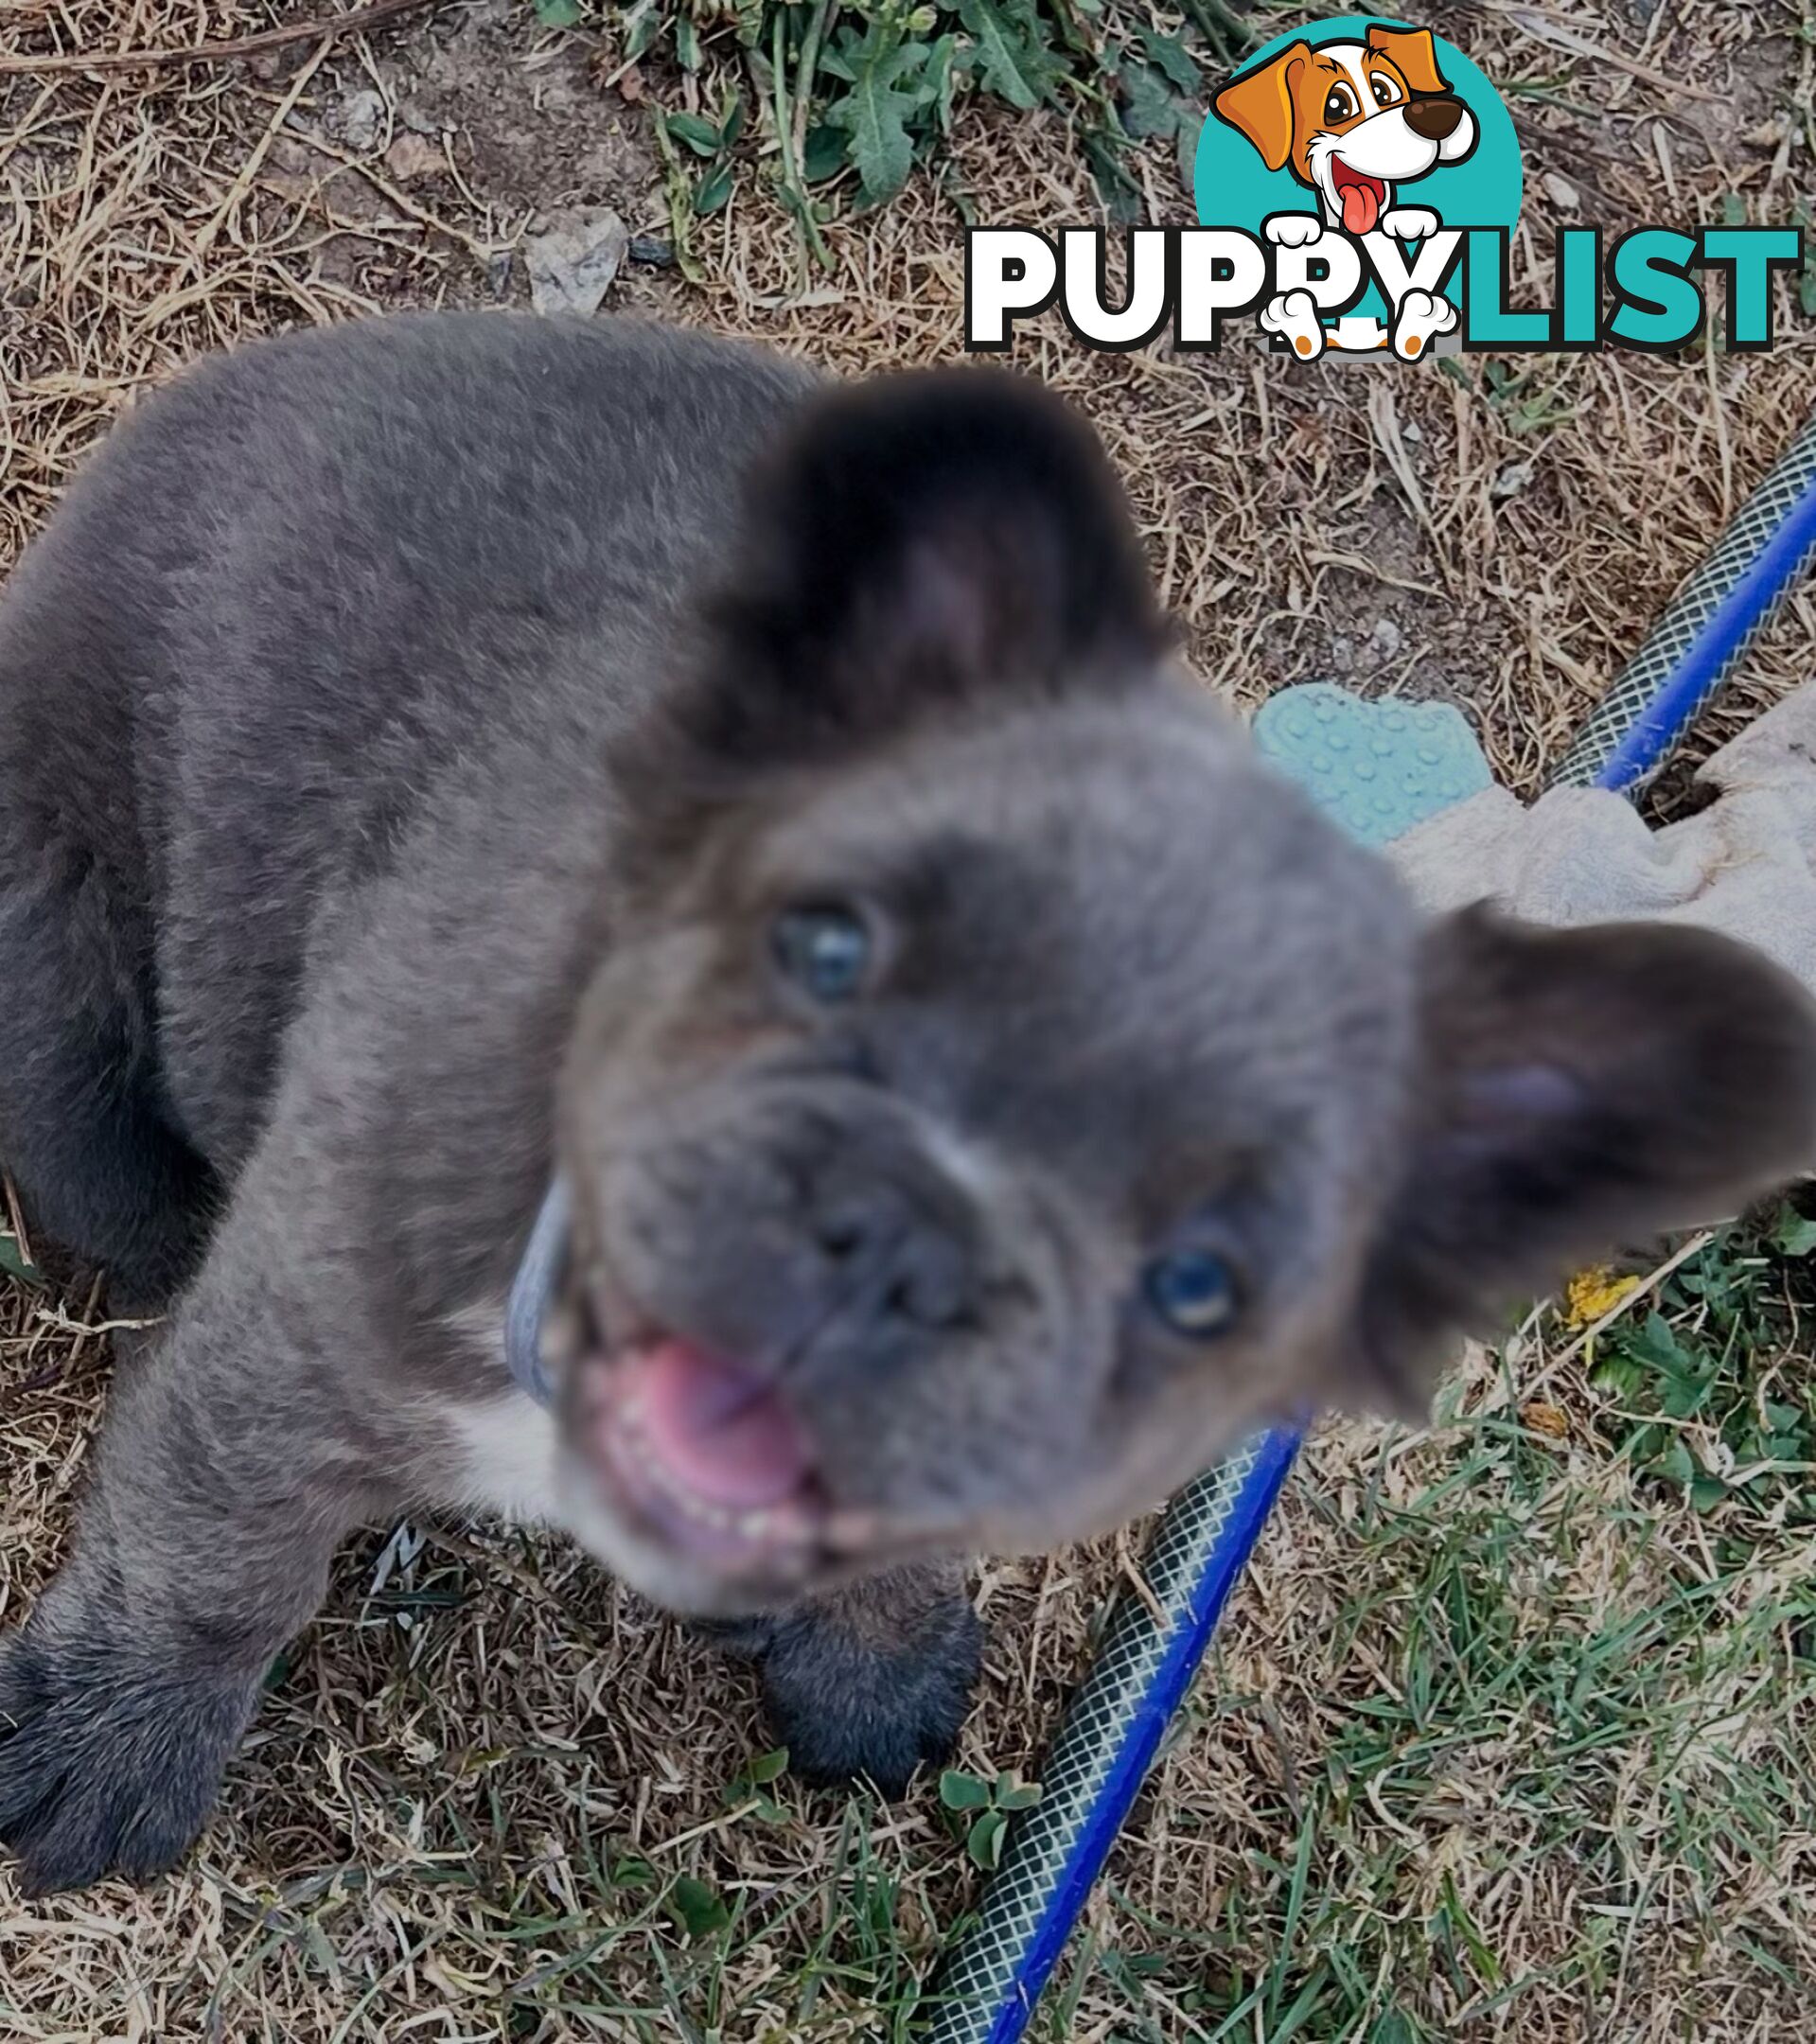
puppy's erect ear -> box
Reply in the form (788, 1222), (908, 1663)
(692, 369), (1167, 766)
(1359, 909), (1816, 1411)
(1212, 44), (1308, 173)
(1366, 24), (1449, 97)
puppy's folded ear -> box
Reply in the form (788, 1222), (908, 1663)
(1212, 44), (1309, 173)
(689, 369), (1168, 766)
(1366, 25), (1450, 99)
(1359, 908), (1816, 1412)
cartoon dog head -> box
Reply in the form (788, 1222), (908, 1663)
(1214, 24), (1477, 236)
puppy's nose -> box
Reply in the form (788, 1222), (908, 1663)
(1404, 94), (1464, 141)
(811, 1176), (978, 1330)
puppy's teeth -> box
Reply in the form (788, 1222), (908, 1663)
(642, 1454), (730, 1529)
(614, 1430), (815, 1547)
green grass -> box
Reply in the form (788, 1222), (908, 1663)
(1004, 1218), (1816, 2040)
(1587, 1207), (1816, 1517)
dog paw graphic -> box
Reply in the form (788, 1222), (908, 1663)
(1262, 211), (1323, 250)
(1391, 288), (1458, 361)
(1380, 206), (1440, 241)
(1260, 290), (1327, 361)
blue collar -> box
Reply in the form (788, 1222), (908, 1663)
(503, 1176), (570, 1407)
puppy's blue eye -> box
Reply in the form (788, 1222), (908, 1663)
(773, 905), (872, 1003)
(1144, 1247), (1241, 1338)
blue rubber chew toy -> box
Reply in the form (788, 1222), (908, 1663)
(1252, 681), (1492, 846)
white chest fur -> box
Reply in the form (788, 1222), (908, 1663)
(446, 1388), (564, 1525)
(436, 1302), (566, 1526)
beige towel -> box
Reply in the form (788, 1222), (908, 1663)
(1389, 680), (1816, 997)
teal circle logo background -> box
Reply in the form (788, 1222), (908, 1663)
(1193, 16), (1522, 236)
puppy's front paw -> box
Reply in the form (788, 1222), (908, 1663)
(730, 1582), (985, 1799)
(766, 1602), (983, 1797)
(0, 1622), (260, 1894)
(1380, 206), (1439, 240)
(1262, 211), (1323, 249)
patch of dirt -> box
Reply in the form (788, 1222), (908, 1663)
(363, 1), (655, 229)
(290, 0), (682, 313)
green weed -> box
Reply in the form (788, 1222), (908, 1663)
(531, 0), (1252, 255)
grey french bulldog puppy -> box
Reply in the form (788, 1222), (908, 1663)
(1, 312), (1812, 1898)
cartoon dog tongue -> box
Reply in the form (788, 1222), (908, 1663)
(1340, 178), (1381, 236)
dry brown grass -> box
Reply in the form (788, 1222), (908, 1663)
(3, 2), (1816, 2038)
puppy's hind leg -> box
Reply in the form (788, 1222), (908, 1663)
(0, 841), (218, 1308)
(1390, 287), (1458, 361)
(1259, 290), (1327, 361)
(713, 1562), (985, 1797)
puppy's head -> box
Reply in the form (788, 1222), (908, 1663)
(1214, 26), (1477, 235)
(545, 368), (1816, 1616)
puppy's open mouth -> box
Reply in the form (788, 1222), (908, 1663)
(572, 1316), (837, 1575)
(1330, 160), (1387, 236)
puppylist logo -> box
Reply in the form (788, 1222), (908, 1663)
(965, 15), (1802, 361)
(1205, 17), (1497, 360)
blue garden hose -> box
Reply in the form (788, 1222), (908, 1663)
(1549, 416), (1816, 795)
(918, 410), (1816, 2043)
(917, 1430), (1300, 2044)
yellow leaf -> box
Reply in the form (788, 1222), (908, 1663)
(1562, 1266), (1639, 1329)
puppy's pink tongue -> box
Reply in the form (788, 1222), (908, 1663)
(634, 1341), (812, 1508)
(1342, 183), (1379, 235)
